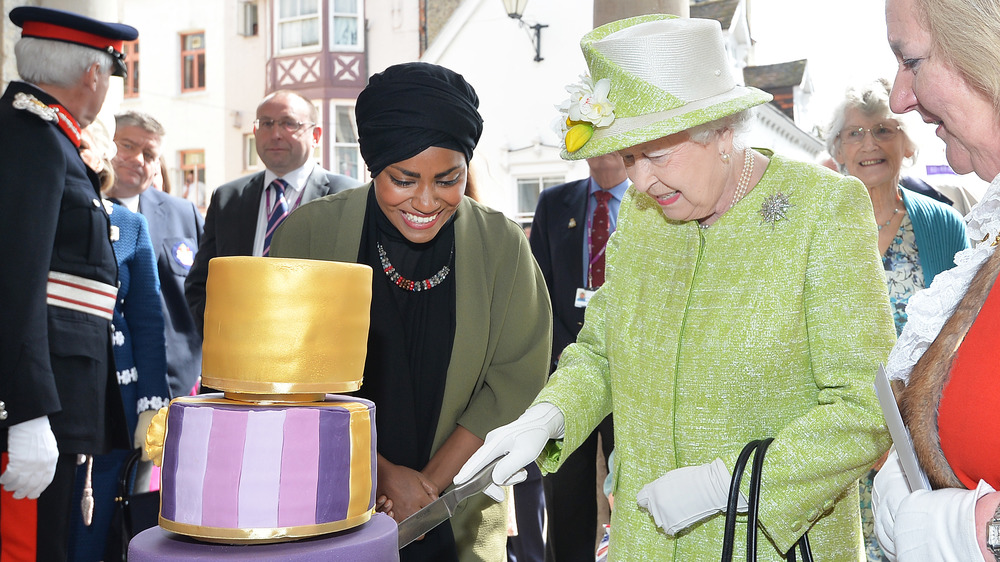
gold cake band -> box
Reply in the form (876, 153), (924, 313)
(159, 509), (375, 544)
(343, 400), (374, 520)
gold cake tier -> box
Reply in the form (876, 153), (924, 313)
(201, 257), (372, 396)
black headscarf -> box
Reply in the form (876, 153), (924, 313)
(355, 62), (483, 177)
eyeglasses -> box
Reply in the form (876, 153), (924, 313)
(839, 123), (900, 144)
(253, 118), (315, 134)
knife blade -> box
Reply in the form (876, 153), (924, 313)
(396, 457), (503, 549)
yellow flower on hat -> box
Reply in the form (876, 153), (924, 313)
(565, 123), (595, 153)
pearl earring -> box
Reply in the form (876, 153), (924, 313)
(721, 153), (731, 163)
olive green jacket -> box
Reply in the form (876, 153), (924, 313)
(534, 154), (895, 561)
(272, 184), (551, 561)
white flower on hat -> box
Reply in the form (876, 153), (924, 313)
(556, 74), (616, 153)
(569, 77), (615, 127)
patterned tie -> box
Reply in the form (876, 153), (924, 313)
(589, 190), (612, 287)
(263, 179), (289, 256)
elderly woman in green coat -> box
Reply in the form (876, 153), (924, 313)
(457, 15), (894, 562)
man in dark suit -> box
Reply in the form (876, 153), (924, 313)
(0, 7), (134, 558)
(528, 153), (628, 561)
(185, 90), (360, 334)
(107, 111), (204, 398)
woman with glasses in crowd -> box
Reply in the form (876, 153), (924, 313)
(826, 79), (968, 337)
(826, 79), (969, 562)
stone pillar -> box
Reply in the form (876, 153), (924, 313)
(593, 0), (688, 27)
(2, 0), (32, 86)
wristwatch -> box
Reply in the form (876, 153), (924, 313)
(987, 501), (1000, 561)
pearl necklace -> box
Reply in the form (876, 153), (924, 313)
(377, 241), (454, 292)
(877, 207), (901, 231)
(730, 148), (755, 209)
(700, 149), (756, 230)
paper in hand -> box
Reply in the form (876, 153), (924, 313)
(874, 364), (931, 492)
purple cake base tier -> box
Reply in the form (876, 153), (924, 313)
(128, 513), (399, 562)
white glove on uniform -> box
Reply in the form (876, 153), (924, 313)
(636, 458), (746, 535)
(454, 403), (565, 502)
(0, 416), (59, 499)
(873, 451), (992, 562)
(134, 410), (157, 461)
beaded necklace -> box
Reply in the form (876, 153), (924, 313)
(877, 207), (901, 231)
(377, 241), (454, 292)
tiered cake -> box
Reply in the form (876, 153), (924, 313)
(132, 257), (398, 561)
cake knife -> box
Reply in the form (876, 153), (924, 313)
(396, 457), (504, 549)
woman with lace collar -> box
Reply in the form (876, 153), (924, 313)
(874, 0), (1000, 560)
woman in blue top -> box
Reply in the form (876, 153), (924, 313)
(69, 122), (171, 561)
(827, 78), (969, 337)
(826, 79), (970, 562)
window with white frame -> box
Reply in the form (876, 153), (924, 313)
(332, 104), (362, 180)
(278, 0), (320, 52)
(517, 176), (563, 217)
(330, 0), (361, 49)
(244, 133), (260, 170)
(238, 1), (259, 37)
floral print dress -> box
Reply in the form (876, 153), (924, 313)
(883, 214), (925, 336)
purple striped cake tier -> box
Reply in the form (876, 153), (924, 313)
(157, 394), (376, 543)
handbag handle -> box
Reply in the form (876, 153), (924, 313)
(115, 447), (144, 557)
(721, 438), (814, 562)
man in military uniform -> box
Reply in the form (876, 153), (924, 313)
(0, 7), (135, 559)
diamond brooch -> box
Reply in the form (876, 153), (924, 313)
(760, 192), (792, 226)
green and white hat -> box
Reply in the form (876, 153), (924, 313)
(559, 14), (773, 160)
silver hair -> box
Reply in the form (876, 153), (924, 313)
(687, 108), (756, 147)
(115, 110), (166, 137)
(15, 37), (113, 88)
(825, 79), (919, 171)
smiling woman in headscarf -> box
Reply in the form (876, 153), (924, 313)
(270, 62), (551, 562)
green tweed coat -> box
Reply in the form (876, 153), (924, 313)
(272, 184), (552, 562)
(534, 153), (895, 562)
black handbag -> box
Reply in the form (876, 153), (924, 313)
(107, 449), (160, 561)
(721, 438), (814, 562)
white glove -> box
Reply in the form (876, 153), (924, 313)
(874, 450), (991, 562)
(873, 450), (910, 560)
(636, 458), (746, 535)
(454, 403), (565, 502)
(0, 416), (59, 499)
(134, 410), (157, 461)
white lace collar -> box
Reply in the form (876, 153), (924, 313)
(886, 173), (1000, 383)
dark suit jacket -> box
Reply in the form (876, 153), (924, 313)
(139, 187), (204, 398)
(185, 166), (359, 335)
(529, 178), (590, 373)
(0, 81), (126, 453)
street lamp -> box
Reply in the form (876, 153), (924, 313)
(501, 0), (547, 62)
